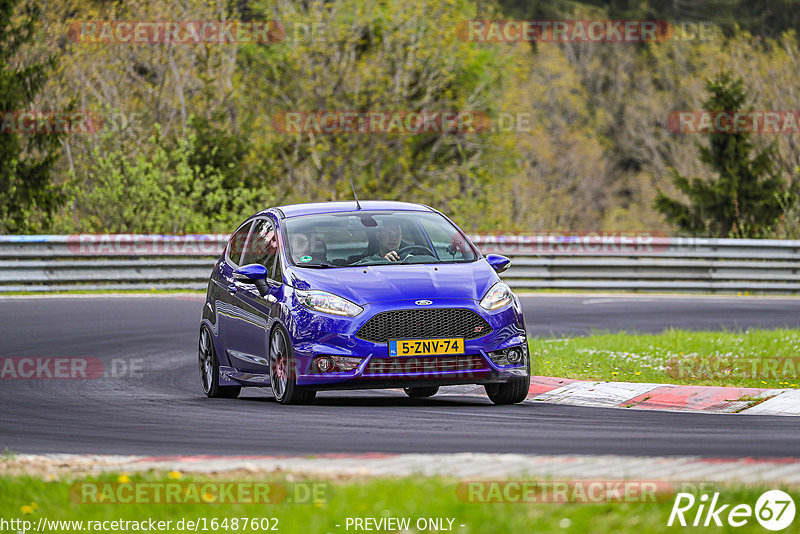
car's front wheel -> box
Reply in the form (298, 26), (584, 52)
(269, 326), (316, 405)
(199, 326), (241, 398)
(404, 386), (439, 398)
(485, 375), (530, 405)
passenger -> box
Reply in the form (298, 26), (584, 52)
(289, 233), (311, 263)
(290, 232), (330, 264)
(309, 239), (328, 262)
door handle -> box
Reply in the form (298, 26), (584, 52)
(228, 283), (237, 294)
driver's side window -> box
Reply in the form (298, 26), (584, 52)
(241, 218), (279, 281)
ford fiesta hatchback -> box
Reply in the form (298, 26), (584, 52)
(199, 201), (529, 405)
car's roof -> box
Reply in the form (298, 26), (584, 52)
(261, 201), (435, 219)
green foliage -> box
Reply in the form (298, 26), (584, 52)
(655, 72), (795, 237)
(770, 177), (800, 239)
(0, 0), (66, 233)
(240, 0), (513, 228)
(8, 0), (800, 236)
(65, 125), (272, 234)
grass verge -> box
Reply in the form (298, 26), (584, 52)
(529, 328), (800, 389)
(0, 473), (792, 534)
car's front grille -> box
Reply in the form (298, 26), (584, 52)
(356, 308), (492, 343)
(363, 355), (488, 376)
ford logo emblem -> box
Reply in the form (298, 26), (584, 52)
(415, 300), (432, 306)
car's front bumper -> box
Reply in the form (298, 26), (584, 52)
(287, 296), (528, 388)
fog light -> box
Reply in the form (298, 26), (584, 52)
(487, 345), (526, 367)
(316, 356), (334, 373)
(313, 355), (362, 373)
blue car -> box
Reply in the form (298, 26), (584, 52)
(199, 201), (529, 405)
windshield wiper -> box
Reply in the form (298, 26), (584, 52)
(298, 261), (337, 268)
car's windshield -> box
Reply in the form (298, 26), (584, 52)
(282, 211), (478, 268)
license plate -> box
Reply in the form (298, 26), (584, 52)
(388, 338), (465, 357)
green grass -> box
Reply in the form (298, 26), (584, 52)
(529, 328), (800, 389)
(0, 473), (792, 534)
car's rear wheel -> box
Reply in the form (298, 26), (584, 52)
(403, 386), (439, 398)
(199, 326), (241, 398)
(269, 326), (316, 405)
(485, 375), (530, 405)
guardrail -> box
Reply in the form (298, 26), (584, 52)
(1, 234), (800, 293)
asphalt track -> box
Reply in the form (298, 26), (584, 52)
(1, 294), (799, 458)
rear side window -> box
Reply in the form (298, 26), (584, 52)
(226, 222), (252, 266)
(241, 218), (280, 280)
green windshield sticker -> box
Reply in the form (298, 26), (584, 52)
(300, 255), (312, 263)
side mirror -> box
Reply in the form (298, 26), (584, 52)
(485, 254), (511, 274)
(234, 264), (270, 297)
(234, 264), (268, 283)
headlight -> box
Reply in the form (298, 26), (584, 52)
(296, 289), (363, 317)
(479, 282), (513, 311)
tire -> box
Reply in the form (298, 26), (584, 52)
(269, 326), (316, 405)
(484, 375), (530, 405)
(199, 326), (241, 399)
(404, 386), (439, 398)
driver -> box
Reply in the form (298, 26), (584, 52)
(377, 221), (402, 262)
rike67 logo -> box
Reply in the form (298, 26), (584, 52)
(668, 490), (795, 530)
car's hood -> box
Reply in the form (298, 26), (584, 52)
(286, 260), (499, 305)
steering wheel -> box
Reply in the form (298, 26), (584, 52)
(397, 245), (436, 259)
